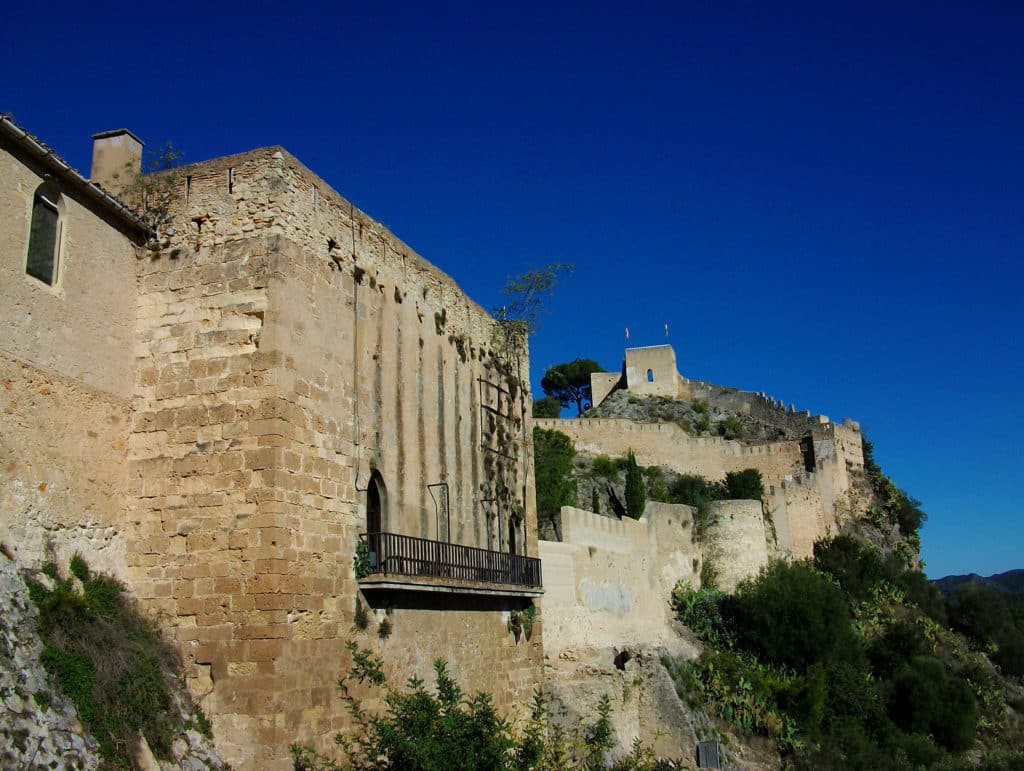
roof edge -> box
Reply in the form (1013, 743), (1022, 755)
(0, 114), (151, 241)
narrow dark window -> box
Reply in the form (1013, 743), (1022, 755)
(647, 368), (654, 382)
(365, 471), (386, 572)
(227, 168), (234, 193)
(26, 184), (62, 285)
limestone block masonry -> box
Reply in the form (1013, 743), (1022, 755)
(536, 411), (865, 560)
(127, 148), (543, 769)
(2, 119), (543, 771)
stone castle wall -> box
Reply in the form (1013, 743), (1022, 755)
(703, 499), (769, 591)
(125, 148), (541, 768)
(535, 418), (807, 483)
(0, 136), (139, 577)
(539, 503), (699, 656)
(535, 415), (865, 559)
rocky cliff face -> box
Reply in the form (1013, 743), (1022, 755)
(0, 551), (100, 770)
(0, 550), (228, 770)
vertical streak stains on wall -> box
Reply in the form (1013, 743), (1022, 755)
(415, 300), (428, 539)
(394, 306), (408, 535)
(436, 344), (448, 541)
(470, 361), (481, 549)
(374, 287), (386, 520)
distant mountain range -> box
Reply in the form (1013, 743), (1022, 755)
(934, 569), (1024, 598)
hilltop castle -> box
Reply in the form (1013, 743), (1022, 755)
(536, 343), (868, 586)
(2, 117), (881, 766)
(1, 117), (542, 769)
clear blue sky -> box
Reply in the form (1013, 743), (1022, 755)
(3, 1), (1021, 579)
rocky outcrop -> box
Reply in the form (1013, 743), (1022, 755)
(0, 548), (228, 770)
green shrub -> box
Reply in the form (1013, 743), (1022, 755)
(895, 569), (947, 624)
(947, 583), (1015, 648)
(868, 622), (926, 678)
(731, 561), (860, 671)
(69, 553), (90, 582)
(667, 474), (724, 508)
(671, 582), (733, 646)
(295, 644), (674, 770)
(886, 656), (977, 752)
(993, 629), (1024, 677)
(353, 598), (369, 631)
(29, 558), (190, 766)
(623, 451), (645, 520)
(693, 414), (711, 433)
(533, 428), (577, 534)
(532, 395), (562, 418)
(723, 469), (764, 502)
(675, 650), (802, 752)
(591, 454), (618, 479)
(813, 536), (891, 603)
(717, 415), (744, 440)
(353, 539), (370, 580)
(643, 465), (670, 503)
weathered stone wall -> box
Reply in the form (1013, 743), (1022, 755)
(0, 358), (130, 578)
(704, 500), (769, 591)
(0, 137), (138, 575)
(623, 345), (681, 398)
(536, 418), (806, 483)
(589, 371), (621, 409)
(124, 147), (541, 769)
(539, 503), (699, 656)
(0, 140), (138, 399)
(536, 415), (865, 560)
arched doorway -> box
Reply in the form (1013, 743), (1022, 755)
(366, 472), (386, 571)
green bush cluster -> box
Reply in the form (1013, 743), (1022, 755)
(717, 415), (744, 440)
(27, 556), (204, 767)
(663, 469), (764, 539)
(623, 451), (646, 520)
(947, 582), (1024, 677)
(667, 538), (1009, 769)
(293, 642), (683, 770)
(533, 428), (578, 535)
(863, 437), (927, 539)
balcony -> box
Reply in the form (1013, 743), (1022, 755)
(358, 531), (543, 597)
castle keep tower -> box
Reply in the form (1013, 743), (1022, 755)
(1, 119), (544, 769)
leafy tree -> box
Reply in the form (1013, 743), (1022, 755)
(813, 535), (891, 602)
(623, 450), (646, 519)
(947, 582), (1016, 647)
(886, 656), (977, 752)
(723, 469), (764, 502)
(492, 264), (572, 420)
(532, 395), (562, 418)
(894, 569), (947, 625)
(541, 359), (604, 416)
(533, 428), (577, 538)
(994, 629), (1024, 677)
(731, 561), (860, 671)
(668, 474), (725, 507)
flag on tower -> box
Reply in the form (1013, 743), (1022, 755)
(625, 327), (630, 340)
(665, 322), (669, 337)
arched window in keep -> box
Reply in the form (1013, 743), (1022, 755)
(366, 471), (386, 534)
(647, 368), (654, 382)
(365, 472), (387, 573)
(26, 183), (63, 285)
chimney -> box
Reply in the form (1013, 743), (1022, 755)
(90, 129), (143, 195)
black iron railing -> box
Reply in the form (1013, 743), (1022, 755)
(360, 531), (542, 588)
